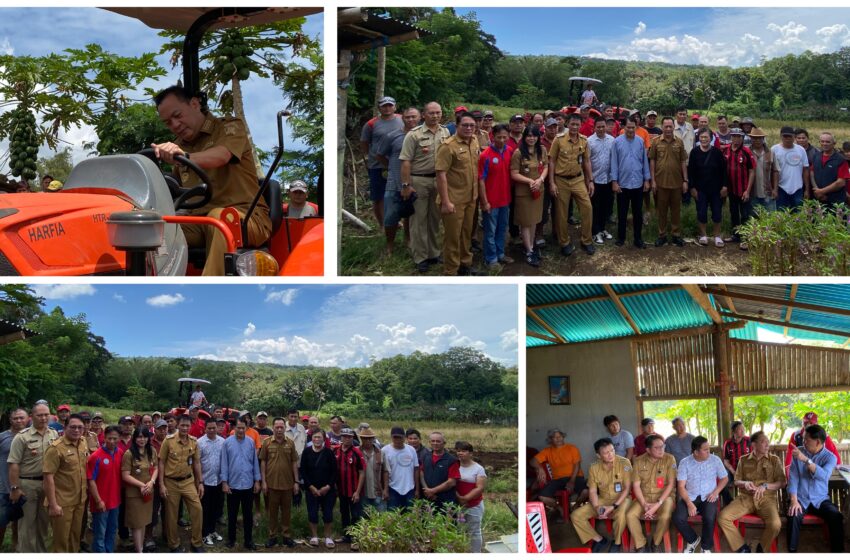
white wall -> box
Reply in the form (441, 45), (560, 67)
(527, 339), (639, 467)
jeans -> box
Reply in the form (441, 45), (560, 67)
(91, 507), (119, 553)
(360, 496), (385, 514)
(0, 493), (10, 528)
(591, 182), (614, 235)
(617, 187), (644, 244)
(367, 168), (387, 201)
(776, 188), (803, 211)
(787, 500), (845, 552)
(461, 502), (485, 553)
(226, 488), (254, 545)
(482, 206), (510, 264)
(387, 488), (415, 511)
(673, 496), (719, 551)
(202, 484), (224, 537)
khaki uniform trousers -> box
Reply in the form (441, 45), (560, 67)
(656, 186), (682, 237)
(267, 488), (293, 539)
(182, 207), (271, 276)
(625, 496), (675, 549)
(718, 494), (781, 552)
(441, 199), (475, 275)
(572, 498), (631, 545)
(554, 175), (593, 246)
(410, 176), (441, 264)
(164, 478), (203, 549)
(18, 478), (49, 552)
(50, 501), (84, 553)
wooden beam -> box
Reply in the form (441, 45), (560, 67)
(526, 322), (746, 351)
(702, 286), (850, 318)
(526, 307), (567, 344)
(683, 285), (723, 324)
(716, 284), (737, 314)
(527, 330), (559, 344)
(528, 285), (680, 311)
(785, 284), (798, 337)
(718, 311), (850, 339)
(0, 332), (25, 345)
(604, 284), (641, 334)
(338, 8), (368, 25)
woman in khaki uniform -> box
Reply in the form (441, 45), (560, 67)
(511, 125), (548, 267)
(121, 427), (158, 553)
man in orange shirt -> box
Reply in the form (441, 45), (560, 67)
(530, 429), (587, 520)
(230, 412), (262, 450)
(620, 110), (651, 149)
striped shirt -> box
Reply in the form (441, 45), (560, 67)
(722, 436), (751, 471)
(722, 145), (755, 197)
(335, 445), (366, 497)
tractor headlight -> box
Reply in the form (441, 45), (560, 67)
(235, 250), (279, 276)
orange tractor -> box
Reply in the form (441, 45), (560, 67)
(0, 8), (323, 276)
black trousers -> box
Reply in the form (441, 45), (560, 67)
(592, 182), (614, 235)
(227, 488), (254, 545)
(617, 188), (644, 244)
(338, 495), (363, 534)
(787, 500), (845, 552)
(673, 496), (718, 551)
(728, 193), (752, 237)
(202, 484), (224, 537)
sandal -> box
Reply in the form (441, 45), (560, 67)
(325, 538), (335, 549)
(715, 237), (725, 248)
(308, 537), (319, 547)
(698, 236), (709, 246)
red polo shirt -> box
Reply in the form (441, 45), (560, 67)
(87, 445), (125, 511)
(189, 418), (206, 439)
(478, 144), (514, 209)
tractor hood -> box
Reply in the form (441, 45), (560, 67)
(104, 7), (321, 31)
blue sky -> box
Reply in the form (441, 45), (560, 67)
(27, 284), (518, 368)
(457, 8), (850, 67)
(0, 8), (322, 173)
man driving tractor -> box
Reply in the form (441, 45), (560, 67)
(152, 85), (272, 275)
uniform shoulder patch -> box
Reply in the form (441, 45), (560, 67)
(624, 465), (632, 471)
(222, 120), (241, 136)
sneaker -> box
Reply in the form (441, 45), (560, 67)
(655, 236), (668, 247)
(602, 230), (613, 240)
(590, 536), (610, 553)
(703, 550), (712, 554)
(684, 536), (701, 554)
(594, 232), (604, 245)
(535, 237), (546, 247)
(212, 532), (223, 542)
(526, 251), (541, 267)
(560, 243), (576, 257)
(581, 243), (596, 255)
(203, 535), (215, 546)
(498, 255), (514, 264)
(672, 236), (685, 247)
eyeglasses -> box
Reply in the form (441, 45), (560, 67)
(459, 123), (476, 128)
(66, 425), (84, 430)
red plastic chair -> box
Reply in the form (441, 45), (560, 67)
(732, 515), (778, 552)
(801, 513), (831, 541)
(588, 516), (630, 550)
(527, 500), (592, 554)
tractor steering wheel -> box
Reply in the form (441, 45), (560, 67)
(136, 148), (214, 211)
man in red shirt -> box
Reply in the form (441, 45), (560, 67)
(811, 132), (850, 209)
(187, 406), (206, 439)
(633, 418), (656, 457)
(579, 105), (596, 138)
(507, 115), (524, 150)
(478, 124), (514, 268)
(87, 426), (124, 552)
(335, 428), (365, 547)
(722, 129), (755, 247)
(785, 412), (842, 475)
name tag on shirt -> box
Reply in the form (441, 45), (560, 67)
(614, 482), (622, 493)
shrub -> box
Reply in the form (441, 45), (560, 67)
(348, 500), (470, 552)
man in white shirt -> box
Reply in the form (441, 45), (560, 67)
(381, 426), (419, 510)
(672, 436), (728, 553)
(772, 125), (810, 211)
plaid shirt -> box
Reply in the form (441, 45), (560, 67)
(723, 436), (751, 471)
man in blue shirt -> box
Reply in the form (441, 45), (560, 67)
(587, 117), (615, 245)
(220, 418), (261, 550)
(672, 436), (728, 553)
(198, 418), (225, 546)
(787, 424), (845, 552)
(611, 118), (651, 248)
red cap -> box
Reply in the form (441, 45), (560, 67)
(691, 113), (700, 119)
(57, 404), (71, 412)
(301, 415), (310, 421)
(454, 105), (468, 113)
(803, 412), (818, 424)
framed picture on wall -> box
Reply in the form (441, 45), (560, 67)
(549, 375), (570, 405)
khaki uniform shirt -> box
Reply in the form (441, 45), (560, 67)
(159, 433), (200, 479)
(398, 124), (450, 175)
(549, 133), (588, 178)
(734, 452), (785, 502)
(648, 136), (687, 188)
(85, 431), (99, 453)
(43, 435), (88, 507)
(7, 426), (59, 477)
(259, 437), (299, 490)
(175, 114), (271, 225)
(435, 134), (480, 204)
(122, 449), (158, 499)
(511, 148), (548, 181)
(588, 455), (633, 503)
(633, 452), (677, 502)
(476, 130), (491, 152)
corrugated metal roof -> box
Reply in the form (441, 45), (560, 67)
(527, 284), (605, 306)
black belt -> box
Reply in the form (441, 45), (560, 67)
(411, 173), (436, 178)
(166, 475), (193, 482)
(19, 476), (43, 481)
(556, 173), (582, 180)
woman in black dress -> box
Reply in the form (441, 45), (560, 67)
(688, 127), (728, 247)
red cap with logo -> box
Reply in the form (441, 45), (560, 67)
(454, 105), (468, 113)
(803, 411), (818, 424)
(57, 404), (71, 412)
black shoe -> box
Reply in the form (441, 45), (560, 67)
(647, 541), (656, 553)
(178, 519), (190, 528)
(590, 536), (610, 553)
(526, 251), (541, 267)
(736, 544), (752, 553)
(427, 256), (442, 265)
(560, 243), (576, 256)
(635, 545), (648, 553)
(634, 240), (647, 249)
(265, 538), (278, 548)
(226, 542), (235, 549)
(582, 243), (596, 255)
(470, 239), (481, 253)
(244, 542), (258, 551)
(672, 236), (685, 247)
(190, 545), (205, 553)
(655, 236), (668, 247)
(609, 543), (621, 553)
(282, 538), (296, 548)
(615, 239), (625, 247)
(170, 547), (186, 553)
(568, 217), (580, 225)
(79, 543), (91, 553)
(756, 543), (764, 553)
(416, 260), (430, 273)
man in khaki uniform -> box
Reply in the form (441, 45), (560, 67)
(435, 111), (481, 275)
(571, 437), (632, 553)
(153, 85), (272, 276)
(649, 117), (689, 247)
(158, 415), (204, 553)
(43, 414), (88, 553)
(626, 434), (677, 552)
(718, 431), (786, 553)
(260, 417), (300, 548)
(400, 102), (450, 273)
(7, 402), (58, 552)
(548, 113), (595, 256)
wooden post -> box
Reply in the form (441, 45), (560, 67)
(713, 326), (733, 445)
(337, 48), (352, 250)
(374, 46), (386, 110)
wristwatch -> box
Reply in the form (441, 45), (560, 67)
(10, 485), (18, 491)
(401, 183), (410, 188)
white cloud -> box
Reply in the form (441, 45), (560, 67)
(265, 288), (298, 305)
(500, 329), (519, 350)
(146, 293), (185, 307)
(243, 322), (256, 337)
(0, 38), (12, 55)
(112, 293), (126, 303)
(32, 284), (96, 300)
(634, 21), (646, 36)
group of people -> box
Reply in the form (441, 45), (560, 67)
(0, 400), (488, 553)
(361, 96), (850, 273)
(530, 410), (845, 553)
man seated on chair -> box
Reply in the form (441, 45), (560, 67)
(672, 436), (728, 553)
(530, 429), (587, 522)
(787, 424), (845, 553)
(626, 434), (677, 552)
(718, 430), (786, 553)
(571, 438), (632, 553)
